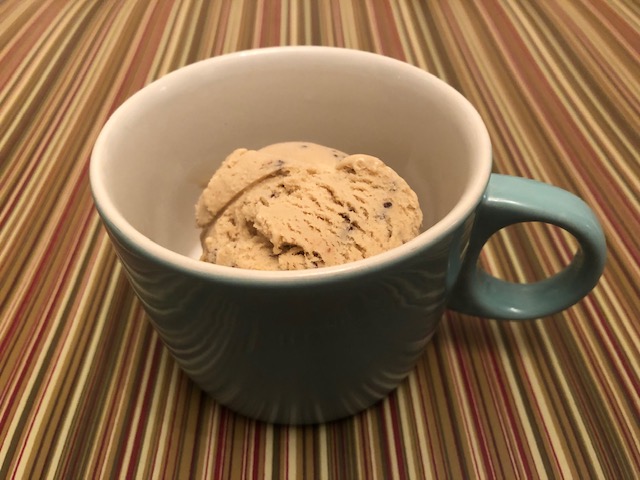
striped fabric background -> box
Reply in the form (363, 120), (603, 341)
(1, 0), (638, 478)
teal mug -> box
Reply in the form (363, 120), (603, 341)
(90, 47), (606, 424)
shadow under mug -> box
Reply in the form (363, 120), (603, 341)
(90, 47), (606, 424)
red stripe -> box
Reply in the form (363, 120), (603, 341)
(252, 422), (261, 480)
(213, 407), (228, 480)
(485, 327), (535, 477)
(123, 335), (164, 477)
(452, 325), (496, 478)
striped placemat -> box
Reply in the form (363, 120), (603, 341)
(1, 1), (638, 478)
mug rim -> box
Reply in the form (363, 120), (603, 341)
(90, 46), (492, 286)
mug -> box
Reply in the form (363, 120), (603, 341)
(90, 46), (606, 424)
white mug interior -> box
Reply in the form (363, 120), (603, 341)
(91, 46), (491, 278)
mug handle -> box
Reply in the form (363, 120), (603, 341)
(449, 174), (606, 320)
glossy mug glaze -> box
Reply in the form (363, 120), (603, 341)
(90, 47), (606, 424)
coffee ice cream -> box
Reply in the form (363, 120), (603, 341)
(196, 142), (422, 270)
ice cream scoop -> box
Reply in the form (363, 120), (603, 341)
(196, 142), (423, 270)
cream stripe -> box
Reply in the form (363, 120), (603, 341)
(288, 0), (298, 45)
(510, 2), (639, 187)
(596, 279), (640, 355)
(92, 301), (145, 478)
(287, 427), (297, 479)
(397, 383), (419, 480)
(502, 325), (571, 478)
(5, 236), (116, 477)
(381, 400), (401, 479)
(243, 421), (255, 479)
(224, 0), (244, 53)
(94, 308), (149, 479)
(173, 0), (201, 68)
(588, 279), (640, 389)
(145, 351), (178, 479)
(448, 3), (553, 181)
(318, 0), (336, 47)
(478, 348), (524, 476)
(570, 304), (640, 461)
(352, 417), (364, 480)
(363, 0), (383, 53)
(453, 2), (638, 282)
(407, 373), (435, 479)
(148, 0), (183, 79)
(487, 319), (548, 477)
(557, 2), (639, 85)
(3, 171), (87, 311)
(302, 0), (312, 44)
(407, 0), (450, 78)
(603, 0), (640, 29)
(45, 267), (119, 472)
(206, 0), (227, 54)
(201, 402), (223, 478)
(339, 0), (359, 49)
(318, 424), (329, 480)
(573, 291), (640, 437)
(264, 424), (274, 479)
(278, 0), (288, 46)
(38, 213), (100, 326)
(365, 409), (380, 480)
(0, 0), (53, 58)
(118, 332), (162, 475)
(1, 2), (140, 252)
(251, 0), (264, 49)
(441, 321), (483, 478)
(536, 323), (607, 478)
(0, 1), (75, 105)
(0, 1), (86, 129)
(387, 0), (418, 66)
